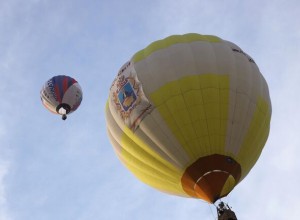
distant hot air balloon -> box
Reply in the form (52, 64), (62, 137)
(40, 75), (83, 120)
(105, 33), (271, 205)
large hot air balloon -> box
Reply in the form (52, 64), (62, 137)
(105, 33), (271, 204)
(41, 75), (83, 120)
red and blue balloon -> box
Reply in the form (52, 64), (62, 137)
(40, 75), (82, 120)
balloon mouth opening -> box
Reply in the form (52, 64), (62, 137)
(194, 170), (232, 186)
(56, 103), (71, 114)
(56, 104), (71, 120)
(193, 170), (236, 203)
(181, 154), (241, 203)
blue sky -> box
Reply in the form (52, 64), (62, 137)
(1, 0), (300, 219)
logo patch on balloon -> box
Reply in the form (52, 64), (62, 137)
(118, 82), (137, 111)
(110, 61), (153, 131)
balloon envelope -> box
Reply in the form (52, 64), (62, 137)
(41, 75), (82, 119)
(106, 33), (271, 203)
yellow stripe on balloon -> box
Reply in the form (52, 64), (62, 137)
(133, 33), (222, 63)
(236, 97), (271, 179)
(150, 74), (230, 162)
(120, 126), (180, 173)
(120, 154), (187, 196)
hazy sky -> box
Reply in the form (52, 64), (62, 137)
(1, 0), (300, 219)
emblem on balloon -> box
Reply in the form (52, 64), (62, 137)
(110, 61), (153, 130)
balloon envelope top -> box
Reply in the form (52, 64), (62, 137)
(41, 75), (83, 119)
(105, 33), (272, 203)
